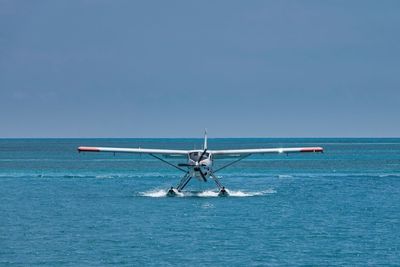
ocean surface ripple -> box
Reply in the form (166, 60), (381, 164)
(1, 138), (400, 266)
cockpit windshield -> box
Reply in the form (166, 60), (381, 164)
(189, 152), (210, 162)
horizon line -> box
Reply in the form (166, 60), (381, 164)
(1, 136), (399, 139)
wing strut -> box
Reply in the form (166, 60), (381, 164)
(213, 154), (252, 173)
(149, 154), (187, 173)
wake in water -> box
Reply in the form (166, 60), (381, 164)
(139, 188), (276, 198)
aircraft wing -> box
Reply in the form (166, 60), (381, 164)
(209, 147), (323, 158)
(78, 146), (189, 158)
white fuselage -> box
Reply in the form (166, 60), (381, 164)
(187, 150), (213, 180)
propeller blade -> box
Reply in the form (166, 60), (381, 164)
(178, 163), (195, 167)
(197, 149), (208, 163)
(198, 168), (207, 182)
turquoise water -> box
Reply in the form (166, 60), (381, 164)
(1, 138), (400, 266)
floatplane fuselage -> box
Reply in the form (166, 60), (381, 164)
(181, 151), (212, 180)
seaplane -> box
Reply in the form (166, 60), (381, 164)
(78, 131), (323, 197)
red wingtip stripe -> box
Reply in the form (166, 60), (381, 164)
(300, 147), (323, 153)
(78, 146), (100, 152)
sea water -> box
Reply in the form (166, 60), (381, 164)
(0, 138), (399, 266)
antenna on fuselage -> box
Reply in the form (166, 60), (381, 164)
(204, 129), (208, 150)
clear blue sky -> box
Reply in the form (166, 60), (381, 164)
(1, 1), (399, 137)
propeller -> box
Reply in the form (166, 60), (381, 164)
(196, 149), (208, 182)
(178, 148), (208, 176)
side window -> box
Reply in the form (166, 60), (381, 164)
(189, 152), (198, 161)
(202, 153), (210, 160)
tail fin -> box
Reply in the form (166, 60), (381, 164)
(204, 129), (208, 150)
